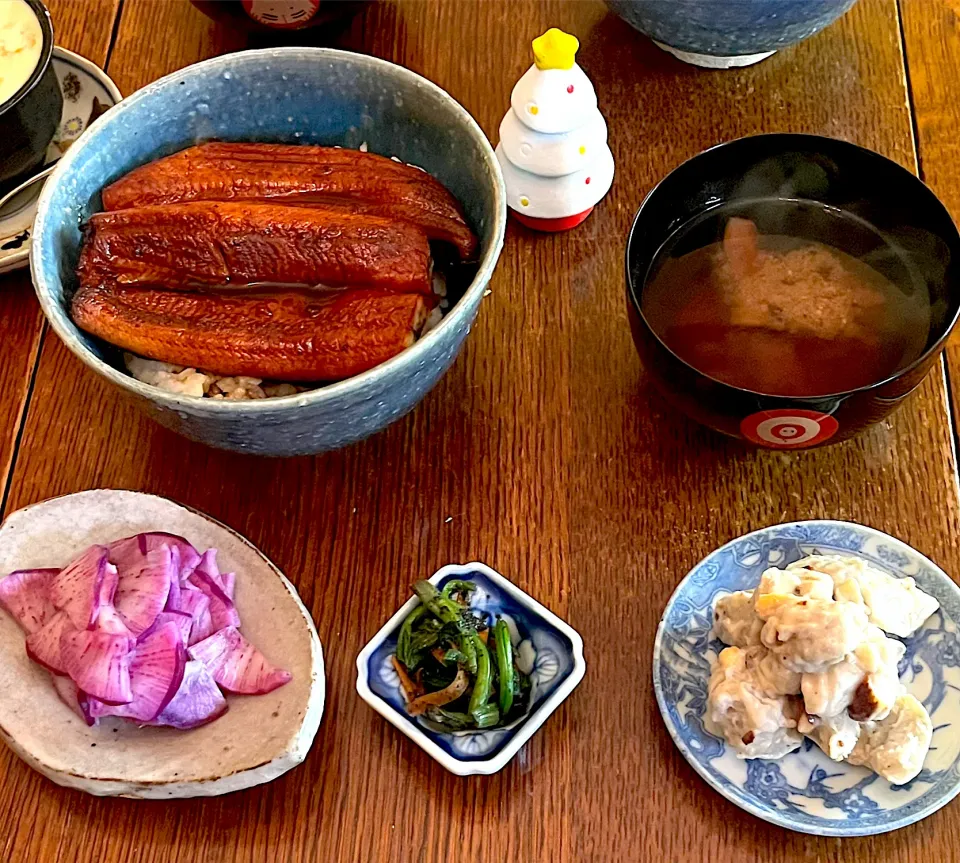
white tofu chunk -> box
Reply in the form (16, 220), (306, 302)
(713, 590), (763, 647)
(789, 554), (940, 638)
(705, 646), (803, 760)
(799, 711), (861, 761)
(848, 693), (932, 784)
(801, 625), (905, 720)
(757, 566), (835, 603)
(756, 594), (869, 674)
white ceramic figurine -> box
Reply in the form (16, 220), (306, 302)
(496, 28), (614, 232)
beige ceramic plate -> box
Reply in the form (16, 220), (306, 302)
(0, 490), (324, 798)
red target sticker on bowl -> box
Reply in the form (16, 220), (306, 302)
(740, 409), (839, 449)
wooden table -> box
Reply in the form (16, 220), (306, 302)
(2, 1), (960, 860)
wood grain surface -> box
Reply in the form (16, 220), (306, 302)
(2, 1), (960, 861)
(0, 0), (118, 511)
(900, 0), (960, 432)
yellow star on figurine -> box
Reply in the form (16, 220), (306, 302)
(532, 28), (579, 71)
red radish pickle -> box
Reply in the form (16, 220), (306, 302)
(114, 545), (174, 636)
(178, 589), (214, 645)
(51, 675), (96, 726)
(221, 571), (236, 602)
(209, 596), (240, 632)
(108, 532), (202, 584)
(188, 549), (230, 600)
(4, 532), (291, 734)
(0, 568), (58, 634)
(50, 545), (109, 630)
(97, 562), (119, 606)
(188, 550), (241, 630)
(140, 610), (193, 646)
(25, 610), (74, 674)
(94, 602), (134, 638)
(189, 626), (292, 694)
(90, 622), (186, 722)
(93, 563), (134, 637)
(165, 568), (182, 612)
(61, 629), (135, 704)
(150, 659), (228, 729)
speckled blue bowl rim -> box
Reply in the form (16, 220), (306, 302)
(652, 519), (960, 836)
(30, 47), (507, 415)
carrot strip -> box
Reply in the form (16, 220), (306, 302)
(391, 657), (421, 703)
(405, 669), (469, 716)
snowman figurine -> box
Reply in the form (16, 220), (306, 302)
(496, 28), (614, 232)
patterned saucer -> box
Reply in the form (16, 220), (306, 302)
(0, 47), (121, 275)
(357, 562), (585, 775)
(654, 520), (960, 836)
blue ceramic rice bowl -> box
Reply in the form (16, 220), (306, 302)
(30, 47), (506, 456)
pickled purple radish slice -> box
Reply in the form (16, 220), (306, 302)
(189, 626), (291, 695)
(150, 659), (228, 730)
(50, 546), (109, 630)
(178, 589), (214, 645)
(91, 622), (186, 722)
(108, 532), (201, 585)
(25, 610), (74, 674)
(0, 568), (59, 634)
(61, 629), (135, 704)
(114, 545), (174, 636)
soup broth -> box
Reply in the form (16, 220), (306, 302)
(0, 0), (42, 108)
(641, 199), (932, 397)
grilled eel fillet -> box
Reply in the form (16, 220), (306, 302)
(77, 201), (434, 295)
(100, 143), (478, 260)
(71, 284), (428, 382)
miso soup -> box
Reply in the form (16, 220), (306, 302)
(641, 199), (932, 397)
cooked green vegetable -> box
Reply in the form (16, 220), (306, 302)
(424, 707), (474, 730)
(396, 604), (429, 668)
(471, 703), (500, 728)
(413, 580), (460, 624)
(457, 619), (479, 675)
(392, 579), (531, 732)
(441, 580), (477, 600)
(467, 631), (493, 719)
(494, 619), (514, 715)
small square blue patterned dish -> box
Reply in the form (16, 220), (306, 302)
(356, 562), (585, 776)
(654, 520), (960, 836)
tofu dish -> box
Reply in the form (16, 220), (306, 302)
(707, 554), (939, 785)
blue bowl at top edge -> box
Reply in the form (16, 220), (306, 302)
(606, 0), (859, 60)
(30, 47), (506, 457)
(654, 520), (960, 836)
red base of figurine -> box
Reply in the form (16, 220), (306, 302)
(511, 207), (594, 232)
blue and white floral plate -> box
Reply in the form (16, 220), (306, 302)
(356, 562), (585, 775)
(654, 520), (960, 836)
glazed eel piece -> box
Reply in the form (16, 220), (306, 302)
(100, 143), (479, 260)
(77, 201), (434, 295)
(71, 284), (428, 381)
